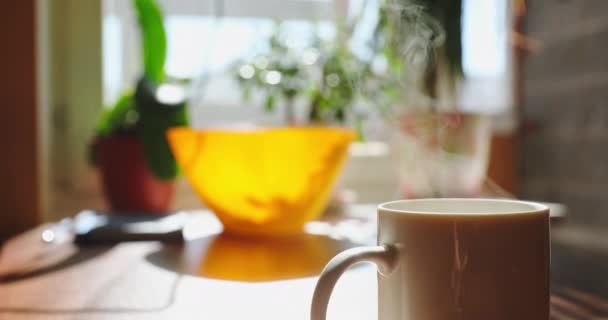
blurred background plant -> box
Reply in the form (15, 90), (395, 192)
(233, 21), (371, 127)
(94, 0), (189, 181)
(365, 0), (463, 112)
(92, 0), (190, 213)
(231, 0), (463, 127)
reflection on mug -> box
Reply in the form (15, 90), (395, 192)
(198, 233), (354, 282)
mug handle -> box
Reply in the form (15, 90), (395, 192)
(310, 245), (398, 320)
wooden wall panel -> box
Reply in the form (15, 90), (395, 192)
(0, 1), (41, 240)
(520, 0), (608, 226)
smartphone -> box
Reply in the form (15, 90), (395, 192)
(73, 210), (187, 245)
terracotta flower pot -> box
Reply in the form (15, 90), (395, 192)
(94, 135), (175, 214)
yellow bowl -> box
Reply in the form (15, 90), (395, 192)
(167, 127), (355, 237)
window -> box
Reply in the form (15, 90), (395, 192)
(460, 0), (512, 115)
(103, 0), (339, 100)
(103, 0), (512, 115)
(102, 0), (355, 127)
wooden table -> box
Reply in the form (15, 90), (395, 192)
(0, 211), (607, 320)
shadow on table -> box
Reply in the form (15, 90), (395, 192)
(0, 246), (112, 284)
(146, 232), (359, 282)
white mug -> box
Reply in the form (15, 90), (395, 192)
(311, 198), (550, 320)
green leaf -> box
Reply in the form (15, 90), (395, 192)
(133, 0), (167, 83)
(135, 77), (189, 180)
(242, 85), (252, 102)
(355, 115), (366, 142)
(96, 92), (135, 136)
(264, 95), (276, 112)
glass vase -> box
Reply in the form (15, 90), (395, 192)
(390, 111), (492, 198)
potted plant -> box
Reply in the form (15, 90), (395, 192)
(367, 0), (493, 198)
(92, 0), (189, 213)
